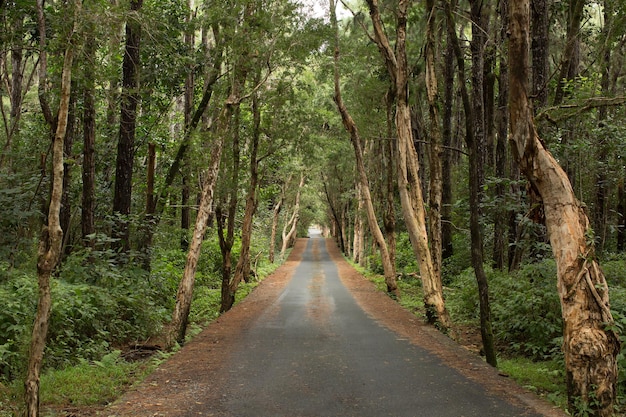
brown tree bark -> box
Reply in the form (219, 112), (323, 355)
(531, 0), (549, 109)
(280, 173), (305, 259)
(425, 0), (444, 282)
(218, 104), (242, 313)
(222, 82), (262, 312)
(60, 87), (76, 258)
(509, 0), (620, 413)
(166, 96), (234, 348)
(593, 1), (613, 253)
(493, 0), (509, 270)
(331, 0), (398, 295)
(444, 0), (497, 366)
(112, 0), (143, 254)
(269, 176), (290, 263)
(25, 2), (78, 414)
(81, 28), (96, 248)
(442, 36), (455, 261)
(366, 0), (450, 329)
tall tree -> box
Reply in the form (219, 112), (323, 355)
(25, 1), (79, 414)
(331, 0), (398, 295)
(223, 80), (262, 312)
(444, 0), (497, 366)
(508, 0), (620, 413)
(112, 0), (143, 253)
(365, 0), (450, 329)
(493, 0), (509, 269)
(425, 0), (444, 280)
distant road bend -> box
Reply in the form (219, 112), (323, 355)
(109, 233), (567, 417)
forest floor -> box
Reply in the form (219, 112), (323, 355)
(45, 238), (566, 417)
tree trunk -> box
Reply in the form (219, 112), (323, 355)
(493, 0), (509, 270)
(426, 0), (444, 282)
(331, 0), (397, 294)
(25, 2), (77, 414)
(442, 36), (455, 261)
(618, 175), (626, 252)
(280, 173), (305, 259)
(166, 98), (234, 348)
(269, 178), (289, 263)
(445, 0), (497, 365)
(593, 1), (612, 254)
(81, 29), (96, 248)
(219, 104), (242, 313)
(531, 0), (549, 108)
(60, 87), (76, 258)
(366, 0), (450, 329)
(223, 83), (262, 313)
(553, 0), (584, 106)
(112, 0), (143, 254)
(508, 0), (620, 413)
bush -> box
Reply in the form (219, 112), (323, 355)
(447, 260), (563, 360)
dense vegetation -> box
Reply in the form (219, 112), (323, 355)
(2, 0), (626, 415)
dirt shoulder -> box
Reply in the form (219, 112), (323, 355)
(103, 238), (566, 417)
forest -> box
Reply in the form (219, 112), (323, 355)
(1, 0), (626, 415)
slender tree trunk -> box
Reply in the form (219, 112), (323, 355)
(531, 0), (549, 108)
(181, 3), (194, 252)
(25, 2), (78, 414)
(82, 29), (96, 248)
(60, 87), (76, 258)
(112, 0), (143, 253)
(322, 177), (345, 253)
(366, 0), (449, 329)
(425, 0), (444, 281)
(269, 178), (288, 263)
(219, 104), (242, 313)
(593, 1), (612, 253)
(223, 84), (262, 312)
(280, 174), (305, 259)
(384, 89), (397, 269)
(331, 0), (397, 294)
(166, 98), (233, 348)
(618, 175), (626, 252)
(493, 0), (509, 270)
(509, 0), (620, 413)
(553, 0), (585, 106)
(445, 0), (497, 365)
(442, 36), (455, 260)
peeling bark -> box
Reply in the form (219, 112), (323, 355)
(509, 0), (620, 413)
(331, 0), (397, 295)
(25, 2), (78, 414)
(366, 0), (450, 329)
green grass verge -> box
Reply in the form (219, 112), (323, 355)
(498, 357), (567, 409)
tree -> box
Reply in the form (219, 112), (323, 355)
(331, 0), (397, 295)
(112, 0), (143, 254)
(444, 0), (497, 366)
(508, 0), (620, 412)
(280, 172), (305, 259)
(25, 1), (79, 414)
(365, 0), (450, 329)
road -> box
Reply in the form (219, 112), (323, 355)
(221, 234), (541, 417)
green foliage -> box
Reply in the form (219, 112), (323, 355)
(498, 358), (567, 408)
(395, 232), (419, 274)
(39, 350), (145, 407)
(0, 274), (36, 381)
(447, 260), (563, 360)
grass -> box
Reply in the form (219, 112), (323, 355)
(40, 351), (147, 407)
(498, 357), (567, 409)
(0, 259), (277, 415)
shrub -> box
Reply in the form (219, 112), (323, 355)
(446, 260), (563, 360)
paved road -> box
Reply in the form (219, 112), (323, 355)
(222, 234), (540, 417)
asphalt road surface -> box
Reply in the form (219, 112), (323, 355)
(221, 233), (541, 417)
